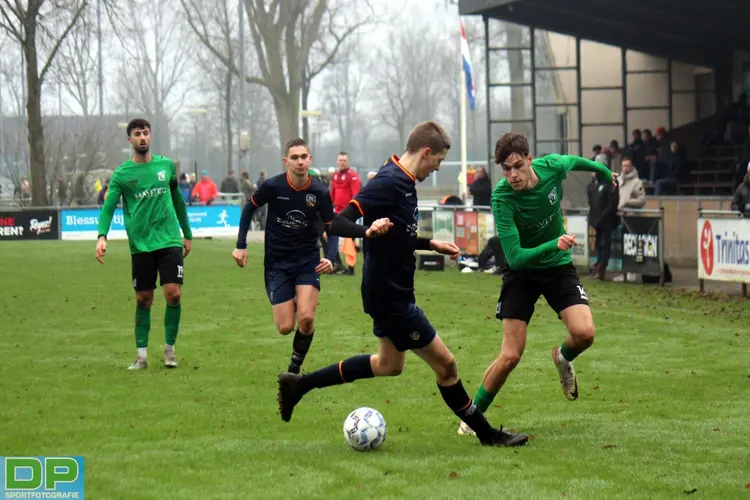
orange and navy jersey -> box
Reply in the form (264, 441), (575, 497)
(349, 156), (418, 314)
(329, 168), (360, 213)
(250, 172), (333, 266)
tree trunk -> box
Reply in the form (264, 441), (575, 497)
(224, 69), (233, 175)
(301, 71), (310, 143)
(275, 93), (300, 164)
(24, 30), (47, 206)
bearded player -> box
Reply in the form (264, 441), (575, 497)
(232, 138), (334, 375)
(458, 132), (616, 436)
(95, 118), (193, 370)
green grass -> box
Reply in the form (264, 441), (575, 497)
(1, 239), (749, 499)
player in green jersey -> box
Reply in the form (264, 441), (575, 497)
(459, 132), (616, 436)
(95, 118), (193, 370)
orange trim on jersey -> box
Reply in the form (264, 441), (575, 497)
(323, 220), (332, 224)
(250, 196), (259, 207)
(349, 199), (364, 216)
(391, 155), (415, 182)
(338, 361), (346, 383)
(286, 172), (312, 191)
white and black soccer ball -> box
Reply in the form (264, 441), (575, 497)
(342, 407), (387, 451)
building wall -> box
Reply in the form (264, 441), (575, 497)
(541, 31), (714, 157)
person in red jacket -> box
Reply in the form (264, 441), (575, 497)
(327, 152), (360, 273)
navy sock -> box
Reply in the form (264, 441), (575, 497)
(437, 379), (492, 440)
(301, 354), (373, 392)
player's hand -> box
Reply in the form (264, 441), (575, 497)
(557, 234), (577, 251)
(183, 239), (192, 258)
(315, 258), (333, 274)
(430, 240), (461, 260)
(232, 248), (248, 268)
(95, 237), (107, 264)
(365, 218), (393, 238)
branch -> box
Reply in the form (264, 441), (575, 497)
(40, 0), (87, 83)
(0, 0), (24, 40)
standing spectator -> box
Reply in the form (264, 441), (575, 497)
(254, 169), (267, 230)
(608, 140), (623, 174)
(97, 178), (110, 207)
(626, 129), (647, 180)
(57, 176), (67, 206)
(613, 157), (645, 283)
(469, 167), (491, 207)
(240, 170), (255, 204)
(587, 167), (619, 280)
(191, 170), (218, 205)
(328, 151), (360, 274)
(179, 173), (192, 204)
(220, 169), (240, 196)
(731, 163), (750, 213)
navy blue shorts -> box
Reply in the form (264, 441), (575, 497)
(370, 303), (437, 352)
(264, 257), (321, 306)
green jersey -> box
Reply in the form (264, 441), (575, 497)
(492, 154), (612, 270)
(97, 155), (192, 254)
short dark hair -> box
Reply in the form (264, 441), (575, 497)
(338, 151), (348, 157)
(126, 118), (151, 137)
(494, 132), (530, 164)
(405, 121), (451, 154)
(621, 154), (632, 162)
(284, 137), (308, 156)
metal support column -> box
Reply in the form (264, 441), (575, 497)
(484, 19), (533, 179)
(624, 48), (671, 135)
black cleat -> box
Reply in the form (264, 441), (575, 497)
(479, 426), (529, 447)
(277, 372), (304, 422)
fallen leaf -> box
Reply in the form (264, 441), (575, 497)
(602, 444), (617, 449)
(666, 371), (670, 374)
(594, 385), (600, 390)
(683, 488), (697, 495)
(448, 471), (458, 479)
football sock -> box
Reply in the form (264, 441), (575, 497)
(560, 342), (582, 362)
(289, 330), (314, 372)
(474, 384), (498, 413)
(135, 306), (151, 350)
(438, 379), (492, 440)
(300, 354), (373, 392)
(165, 302), (181, 347)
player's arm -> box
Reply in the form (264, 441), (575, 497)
(235, 182), (269, 250)
(318, 190), (334, 234)
(330, 174), (392, 238)
(494, 200), (560, 269)
(556, 155), (614, 183)
(96, 175), (121, 240)
(170, 176), (193, 241)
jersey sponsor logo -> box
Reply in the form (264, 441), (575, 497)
(276, 209), (308, 230)
(306, 194), (316, 207)
(134, 187), (168, 200)
(518, 213), (555, 231)
(548, 187), (558, 205)
(157, 170), (166, 181)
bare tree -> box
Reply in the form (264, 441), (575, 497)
(183, 0), (373, 156)
(371, 25), (453, 148)
(0, 0), (87, 204)
(110, 0), (196, 155)
(51, 3), (98, 116)
(321, 44), (369, 154)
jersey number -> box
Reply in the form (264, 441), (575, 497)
(177, 265), (184, 279)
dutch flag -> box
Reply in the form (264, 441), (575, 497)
(460, 20), (476, 111)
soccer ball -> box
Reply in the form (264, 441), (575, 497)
(342, 407), (387, 451)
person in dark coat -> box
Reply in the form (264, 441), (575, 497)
(588, 169), (620, 280)
(469, 167), (492, 207)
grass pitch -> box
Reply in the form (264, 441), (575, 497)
(0, 239), (748, 499)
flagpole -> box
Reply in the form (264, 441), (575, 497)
(459, 45), (468, 201)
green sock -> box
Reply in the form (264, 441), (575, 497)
(473, 385), (497, 413)
(135, 306), (151, 348)
(165, 302), (181, 346)
(560, 343), (581, 362)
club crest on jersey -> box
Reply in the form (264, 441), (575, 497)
(305, 194), (316, 207)
(548, 187), (558, 205)
(157, 170), (166, 181)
